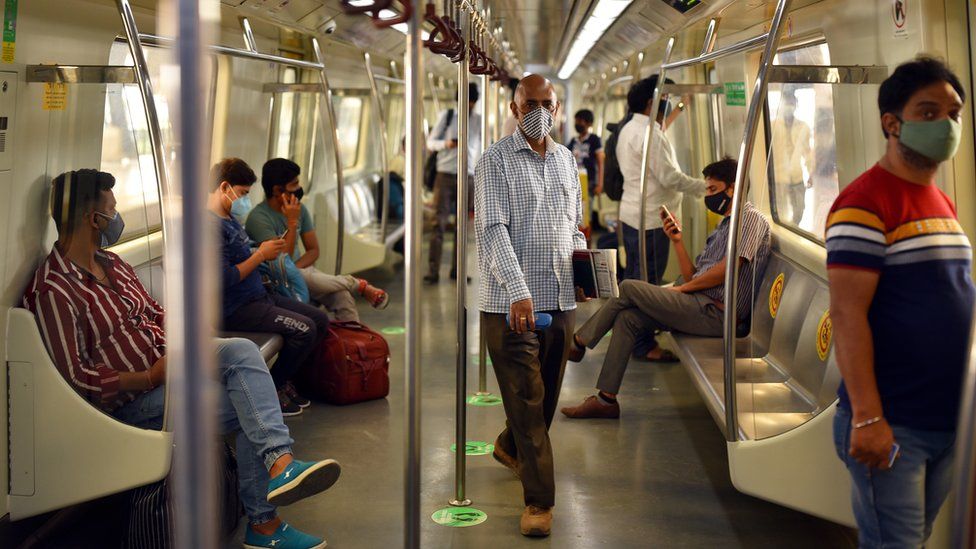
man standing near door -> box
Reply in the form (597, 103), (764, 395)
(474, 74), (586, 537)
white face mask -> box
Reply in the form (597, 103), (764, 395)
(520, 107), (555, 141)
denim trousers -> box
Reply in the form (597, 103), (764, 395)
(113, 337), (295, 525)
(833, 406), (956, 548)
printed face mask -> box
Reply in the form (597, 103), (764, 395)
(896, 117), (962, 163)
(95, 211), (125, 247)
(704, 190), (731, 215)
(520, 107), (555, 141)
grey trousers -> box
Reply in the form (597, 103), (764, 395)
(576, 279), (723, 394)
(298, 267), (359, 322)
(786, 181), (806, 225)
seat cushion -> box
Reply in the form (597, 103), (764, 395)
(220, 332), (283, 364)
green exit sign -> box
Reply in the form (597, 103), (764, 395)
(724, 81), (747, 106)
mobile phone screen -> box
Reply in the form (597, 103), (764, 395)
(277, 228), (289, 239)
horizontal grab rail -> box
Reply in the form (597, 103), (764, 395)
(27, 65), (137, 84)
(136, 34), (325, 70)
(660, 83), (724, 95)
(663, 33), (768, 70)
(767, 64), (888, 84)
(372, 73), (407, 85)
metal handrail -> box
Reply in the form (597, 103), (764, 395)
(26, 65), (137, 84)
(364, 52), (391, 242)
(373, 73), (406, 85)
(599, 74), (633, 137)
(636, 36), (674, 282)
(451, 8), (471, 509)
(663, 32), (769, 71)
(312, 37), (347, 275)
(722, 0), (794, 442)
(953, 307), (976, 548)
(138, 33), (325, 71)
(241, 17), (258, 53)
(403, 3), (425, 547)
(115, 0), (172, 431)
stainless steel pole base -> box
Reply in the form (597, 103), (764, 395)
(450, 498), (473, 507)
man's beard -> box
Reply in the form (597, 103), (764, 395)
(897, 141), (939, 171)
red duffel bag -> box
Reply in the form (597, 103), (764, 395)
(297, 321), (391, 405)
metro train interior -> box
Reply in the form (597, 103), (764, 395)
(3, 0), (976, 547)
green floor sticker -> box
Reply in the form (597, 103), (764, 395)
(381, 326), (405, 335)
(431, 507), (487, 528)
(450, 441), (494, 455)
(467, 393), (503, 406)
(470, 354), (492, 366)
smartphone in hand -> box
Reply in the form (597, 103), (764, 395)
(887, 442), (900, 469)
(660, 205), (680, 234)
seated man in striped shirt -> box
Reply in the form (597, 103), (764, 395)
(24, 169), (338, 549)
(561, 158), (770, 419)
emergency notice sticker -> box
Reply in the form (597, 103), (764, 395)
(43, 83), (67, 111)
(816, 310), (832, 362)
(768, 273), (785, 319)
(2, 0), (17, 64)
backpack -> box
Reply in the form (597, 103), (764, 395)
(423, 109), (455, 191)
(259, 253), (311, 304)
(602, 112), (634, 201)
(296, 321), (391, 405)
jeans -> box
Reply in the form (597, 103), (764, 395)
(224, 294), (329, 388)
(833, 406), (956, 548)
(621, 223), (670, 284)
(112, 338), (295, 525)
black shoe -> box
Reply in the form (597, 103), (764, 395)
(285, 382), (311, 409)
(424, 273), (439, 284)
(278, 390), (303, 417)
(449, 270), (472, 283)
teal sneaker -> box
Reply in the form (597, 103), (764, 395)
(267, 459), (341, 506)
(243, 521), (326, 549)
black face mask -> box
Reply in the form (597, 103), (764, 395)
(704, 190), (730, 215)
(574, 124), (587, 134)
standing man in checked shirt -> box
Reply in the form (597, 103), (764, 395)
(474, 74), (587, 538)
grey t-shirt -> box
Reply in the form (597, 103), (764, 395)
(244, 200), (314, 262)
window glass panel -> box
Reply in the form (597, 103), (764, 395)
(332, 95), (363, 169)
(766, 43), (839, 241)
(273, 68), (298, 158)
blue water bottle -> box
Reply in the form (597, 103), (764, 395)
(505, 312), (553, 330)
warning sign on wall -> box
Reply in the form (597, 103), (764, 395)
(724, 82), (746, 107)
(892, 0), (909, 39)
(43, 83), (66, 111)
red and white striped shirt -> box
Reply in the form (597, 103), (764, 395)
(23, 246), (166, 411)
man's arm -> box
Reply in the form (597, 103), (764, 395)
(474, 152), (530, 304)
(572, 169), (587, 250)
(296, 230), (320, 269)
(829, 268), (894, 469)
(594, 149), (606, 195)
(653, 131), (707, 197)
(426, 110), (452, 152)
(34, 289), (152, 404)
(663, 216), (695, 282)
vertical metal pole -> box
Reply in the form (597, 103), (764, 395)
(364, 52), (391, 241)
(953, 307), (976, 548)
(477, 18), (491, 397)
(637, 37), (675, 282)
(451, 6), (472, 509)
(404, 2), (425, 546)
(311, 38), (346, 275)
(701, 18), (719, 57)
(428, 72), (442, 118)
(158, 0), (218, 547)
(240, 16), (258, 53)
(723, 0), (793, 442)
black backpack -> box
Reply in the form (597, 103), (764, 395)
(602, 112), (633, 201)
(423, 109), (455, 191)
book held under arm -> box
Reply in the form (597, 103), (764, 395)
(573, 249), (619, 299)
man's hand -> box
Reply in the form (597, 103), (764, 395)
(662, 216), (682, 243)
(257, 238), (287, 261)
(149, 356), (167, 388)
(282, 193), (302, 223)
(805, 177), (814, 189)
(667, 285), (684, 293)
(575, 286), (591, 302)
(509, 298), (535, 333)
(445, 139), (459, 150)
(850, 419), (897, 470)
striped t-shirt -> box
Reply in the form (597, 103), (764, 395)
(825, 164), (975, 431)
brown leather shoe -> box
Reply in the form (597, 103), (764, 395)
(560, 395), (620, 419)
(520, 505), (552, 537)
(492, 439), (520, 479)
(568, 335), (586, 362)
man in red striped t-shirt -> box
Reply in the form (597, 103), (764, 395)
(23, 169), (339, 549)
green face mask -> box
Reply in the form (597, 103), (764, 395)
(896, 117), (962, 163)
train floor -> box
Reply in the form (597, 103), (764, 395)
(3, 234), (857, 548)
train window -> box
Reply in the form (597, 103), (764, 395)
(765, 43), (839, 242)
(272, 67), (299, 158)
(333, 95), (364, 169)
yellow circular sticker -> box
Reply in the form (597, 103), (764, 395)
(816, 310), (832, 361)
(768, 273), (785, 319)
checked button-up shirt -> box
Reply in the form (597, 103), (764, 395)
(475, 128), (587, 314)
